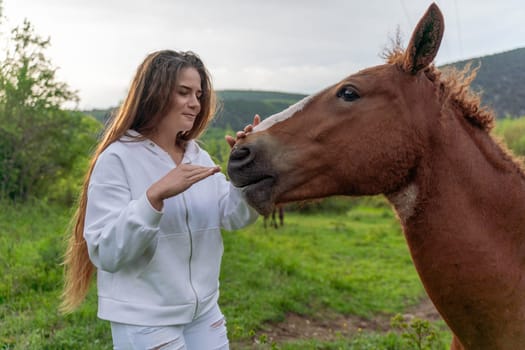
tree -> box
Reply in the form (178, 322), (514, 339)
(0, 20), (99, 201)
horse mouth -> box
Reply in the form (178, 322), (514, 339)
(238, 176), (276, 215)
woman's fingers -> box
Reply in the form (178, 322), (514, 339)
(225, 135), (236, 148)
(189, 165), (220, 179)
(147, 165), (220, 208)
(180, 164), (219, 180)
(225, 114), (262, 148)
(253, 114), (261, 126)
(169, 165), (219, 194)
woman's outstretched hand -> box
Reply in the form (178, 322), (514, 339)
(225, 114), (261, 149)
(147, 164), (220, 211)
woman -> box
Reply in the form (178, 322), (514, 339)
(61, 50), (259, 349)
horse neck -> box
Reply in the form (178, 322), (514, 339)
(406, 113), (524, 242)
(389, 111), (525, 349)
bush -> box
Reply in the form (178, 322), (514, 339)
(286, 196), (390, 215)
(0, 20), (101, 203)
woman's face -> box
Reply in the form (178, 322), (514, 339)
(159, 67), (202, 137)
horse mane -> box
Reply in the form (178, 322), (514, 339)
(384, 40), (525, 179)
(384, 43), (495, 132)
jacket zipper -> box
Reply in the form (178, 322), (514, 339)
(182, 193), (199, 319)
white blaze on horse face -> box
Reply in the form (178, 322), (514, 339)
(252, 94), (314, 133)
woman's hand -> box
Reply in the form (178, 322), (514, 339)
(225, 114), (261, 149)
(147, 164), (220, 211)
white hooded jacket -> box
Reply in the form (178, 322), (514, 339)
(84, 131), (258, 326)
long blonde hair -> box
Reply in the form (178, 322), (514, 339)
(60, 50), (217, 312)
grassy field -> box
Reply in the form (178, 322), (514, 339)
(0, 199), (452, 349)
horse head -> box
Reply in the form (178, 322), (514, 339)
(228, 3), (445, 215)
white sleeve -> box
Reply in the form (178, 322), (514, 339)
(84, 151), (162, 272)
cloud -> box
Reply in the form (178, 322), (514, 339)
(212, 61), (364, 94)
(3, 0), (525, 109)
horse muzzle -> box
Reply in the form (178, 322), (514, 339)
(228, 143), (277, 215)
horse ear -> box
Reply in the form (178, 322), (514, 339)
(402, 3), (444, 74)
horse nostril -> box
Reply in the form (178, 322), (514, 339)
(228, 143), (271, 189)
(230, 146), (251, 162)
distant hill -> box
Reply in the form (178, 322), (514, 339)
(212, 90), (307, 130)
(82, 47), (525, 130)
(217, 90), (306, 102)
(445, 47), (525, 118)
(82, 91), (307, 132)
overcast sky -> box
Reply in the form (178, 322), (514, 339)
(3, 0), (525, 109)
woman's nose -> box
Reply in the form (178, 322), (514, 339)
(189, 94), (200, 108)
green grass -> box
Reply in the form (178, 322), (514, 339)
(222, 208), (419, 331)
(221, 207), (451, 349)
(0, 200), (451, 349)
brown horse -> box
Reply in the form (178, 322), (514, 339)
(228, 3), (525, 349)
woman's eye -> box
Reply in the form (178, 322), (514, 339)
(336, 86), (360, 102)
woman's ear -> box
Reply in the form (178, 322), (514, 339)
(402, 3), (445, 74)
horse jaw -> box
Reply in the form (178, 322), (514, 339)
(240, 177), (276, 215)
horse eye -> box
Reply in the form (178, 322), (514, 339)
(336, 86), (360, 102)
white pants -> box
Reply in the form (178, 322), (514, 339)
(110, 304), (229, 350)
